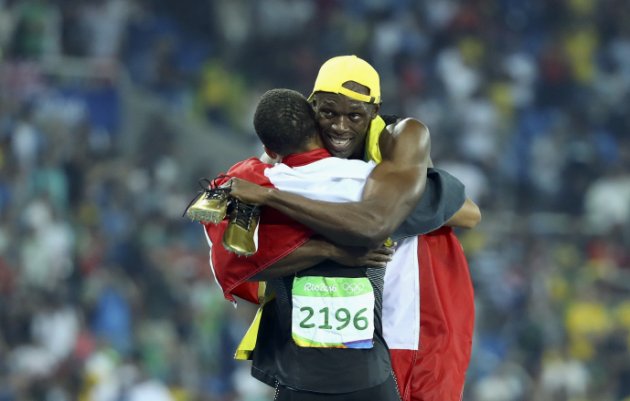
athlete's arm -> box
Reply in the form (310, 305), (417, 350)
(229, 118), (430, 247)
(249, 238), (394, 280)
(359, 118), (431, 241)
(446, 198), (481, 228)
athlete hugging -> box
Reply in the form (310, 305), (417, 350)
(190, 56), (481, 401)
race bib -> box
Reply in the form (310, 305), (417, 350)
(291, 276), (375, 349)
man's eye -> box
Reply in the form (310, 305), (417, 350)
(349, 113), (362, 121)
(321, 111), (334, 118)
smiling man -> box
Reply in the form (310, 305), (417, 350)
(228, 55), (479, 401)
(202, 89), (401, 400)
(234, 57), (433, 247)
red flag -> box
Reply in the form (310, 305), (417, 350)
(391, 227), (474, 401)
(203, 158), (313, 303)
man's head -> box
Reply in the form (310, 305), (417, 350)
(254, 88), (320, 157)
(308, 55), (381, 159)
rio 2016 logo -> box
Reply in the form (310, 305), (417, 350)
(342, 282), (365, 293)
(304, 282), (337, 292)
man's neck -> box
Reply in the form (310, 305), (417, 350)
(349, 137), (367, 160)
(281, 148), (331, 167)
(287, 135), (324, 155)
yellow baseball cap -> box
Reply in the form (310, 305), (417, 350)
(308, 55), (381, 104)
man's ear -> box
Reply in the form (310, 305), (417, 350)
(263, 146), (280, 162)
(371, 103), (380, 119)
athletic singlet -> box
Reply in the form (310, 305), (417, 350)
(251, 260), (391, 393)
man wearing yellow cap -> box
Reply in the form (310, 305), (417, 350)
(228, 55), (479, 401)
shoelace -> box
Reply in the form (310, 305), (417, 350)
(230, 199), (260, 229)
(182, 176), (231, 217)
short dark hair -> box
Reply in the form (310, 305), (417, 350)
(253, 88), (318, 156)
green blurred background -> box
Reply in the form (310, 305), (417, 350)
(1, 0), (629, 400)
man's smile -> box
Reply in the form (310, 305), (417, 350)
(324, 133), (354, 154)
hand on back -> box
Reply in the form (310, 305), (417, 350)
(328, 242), (395, 268)
(225, 177), (272, 205)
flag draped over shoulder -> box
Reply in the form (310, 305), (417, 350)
(401, 227), (475, 401)
(203, 158), (313, 304)
(365, 115), (474, 401)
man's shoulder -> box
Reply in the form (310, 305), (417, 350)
(228, 157), (270, 172)
(379, 117), (430, 158)
(226, 157), (273, 184)
(385, 117), (428, 137)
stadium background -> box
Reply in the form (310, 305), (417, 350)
(1, 0), (629, 400)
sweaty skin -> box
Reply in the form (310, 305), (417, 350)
(250, 238), (395, 281)
(228, 115), (431, 248)
(229, 84), (479, 251)
(314, 92), (376, 159)
(446, 198), (481, 228)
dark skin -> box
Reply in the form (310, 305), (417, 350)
(229, 86), (432, 248)
(242, 120), (396, 281)
(316, 87), (480, 228)
(250, 237), (395, 280)
(235, 84), (480, 281)
(315, 91), (377, 159)
(315, 89), (480, 228)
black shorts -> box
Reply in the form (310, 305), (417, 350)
(274, 374), (401, 401)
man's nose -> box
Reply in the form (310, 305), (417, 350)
(331, 116), (349, 132)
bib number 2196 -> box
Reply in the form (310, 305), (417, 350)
(291, 276), (375, 349)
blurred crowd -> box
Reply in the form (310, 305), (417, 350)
(1, 0), (629, 400)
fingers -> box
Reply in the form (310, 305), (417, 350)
(362, 250), (393, 268)
(224, 177), (246, 196)
(220, 177), (267, 205)
(371, 243), (396, 255)
(370, 252), (394, 263)
(219, 178), (234, 190)
(378, 245), (395, 255)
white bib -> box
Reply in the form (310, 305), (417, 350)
(291, 276), (375, 349)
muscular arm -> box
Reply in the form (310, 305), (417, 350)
(230, 118), (430, 247)
(249, 238), (394, 281)
(358, 118), (430, 241)
(447, 198), (481, 228)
